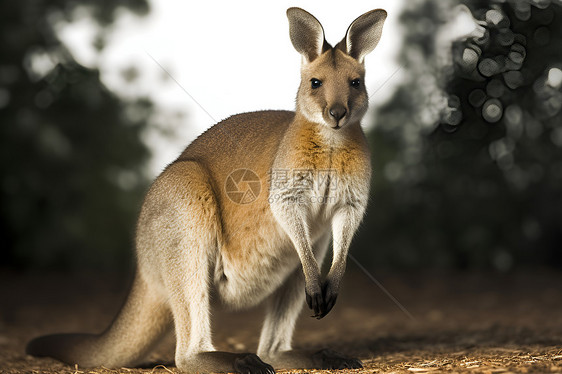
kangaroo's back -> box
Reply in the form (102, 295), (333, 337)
(178, 110), (294, 180)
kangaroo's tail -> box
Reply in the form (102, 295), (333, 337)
(26, 273), (172, 368)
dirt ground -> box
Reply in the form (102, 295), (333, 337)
(1, 269), (561, 374)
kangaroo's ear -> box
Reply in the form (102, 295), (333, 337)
(337, 9), (387, 63)
(287, 8), (330, 63)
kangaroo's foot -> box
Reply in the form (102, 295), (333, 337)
(234, 353), (275, 374)
(178, 351), (274, 374)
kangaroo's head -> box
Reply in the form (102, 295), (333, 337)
(287, 8), (387, 130)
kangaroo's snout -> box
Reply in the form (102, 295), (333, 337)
(328, 104), (347, 127)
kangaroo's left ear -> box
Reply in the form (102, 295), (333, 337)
(336, 9), (387, 63)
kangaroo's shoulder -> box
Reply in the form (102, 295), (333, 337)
(210, 110), (295, 135)
(229, 110), (296, 125)
(178, 110), (295, 162)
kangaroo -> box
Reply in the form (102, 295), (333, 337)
(27, 7), (387, 373)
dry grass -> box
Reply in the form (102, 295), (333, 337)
(1, 271), (561, 373)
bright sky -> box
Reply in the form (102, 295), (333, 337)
(58, 1), (407, 176)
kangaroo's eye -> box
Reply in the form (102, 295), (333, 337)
(351, 79), (361, 88)
(310, 78), (323, 89)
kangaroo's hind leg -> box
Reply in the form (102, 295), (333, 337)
(257, 232), (362, 370)
(143, 161), (273, 374)
(256, 233), (332, 359)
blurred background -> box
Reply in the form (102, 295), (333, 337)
(1, 0), (561, 274)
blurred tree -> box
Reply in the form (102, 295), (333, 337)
(357, 0), (562, 270)
(0, 0), (153, 271)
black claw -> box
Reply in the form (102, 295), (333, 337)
(315, 294), (322, 315)
(316, 281), (338, 319)
(306, 289), (324, 318)
(234, 353), (275, 374)
(351, 358), (364, 369)
(325, 294), (337, 314)
(306, 281), (340, 319)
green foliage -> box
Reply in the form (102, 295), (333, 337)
(357, 0), (562, 270)
(0, 0), (152, 270)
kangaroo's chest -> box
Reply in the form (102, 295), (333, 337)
(274, 128), (371, 215)
(285, 122), (371, 177)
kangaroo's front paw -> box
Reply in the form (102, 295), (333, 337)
(305, 283), (325, 319)
(305, 281), (338, 319)
(233, 353), (275, 374)
(319, 280), (338, 318)
(312, 349), (363, 370)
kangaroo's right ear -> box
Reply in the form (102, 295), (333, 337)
(287, 8), (330, 63)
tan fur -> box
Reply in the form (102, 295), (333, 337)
(27, 7), (387, 373)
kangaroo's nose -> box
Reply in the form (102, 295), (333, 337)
(329, 105), (347, 121)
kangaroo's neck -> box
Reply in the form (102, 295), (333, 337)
(276, 112), (369, 172)
(291, 112), (363, 149)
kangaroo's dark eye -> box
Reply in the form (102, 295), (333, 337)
(310, 78), (322, 89)
(351, 79), (361, 88)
